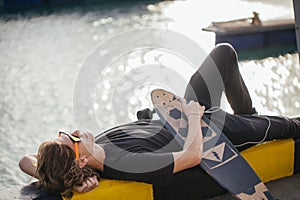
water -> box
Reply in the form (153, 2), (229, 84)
(0, 0), (299, 191)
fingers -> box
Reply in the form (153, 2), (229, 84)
(85, 176), (99, 191)
(73, 176), (99, 193)
(73, 184), (85, 193)
(182, 100), (205, 117)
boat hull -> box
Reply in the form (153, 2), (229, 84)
(203, 18), (297, 59)
(215, 28), (296, 51)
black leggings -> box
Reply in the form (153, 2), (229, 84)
(154, 43), (300, 200)
(184, 43), (300, 150)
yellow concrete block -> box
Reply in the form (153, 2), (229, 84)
(241, 139), (295, 183)
(67, 139), (295, 199)
(67, 179), (152, 200)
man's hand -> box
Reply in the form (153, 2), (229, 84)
(182, 100), (205, 119)
(73, 176), (99, 193)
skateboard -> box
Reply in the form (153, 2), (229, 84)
(151, 89), (273, 200)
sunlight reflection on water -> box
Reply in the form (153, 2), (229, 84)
(0, 0), (299, 190)
(240, 53), (300, 117)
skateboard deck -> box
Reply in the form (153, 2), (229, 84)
(151, 89), (273, 200)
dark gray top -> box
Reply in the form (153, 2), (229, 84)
(95, 120), (182, 186)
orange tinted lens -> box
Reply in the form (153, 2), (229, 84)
(58, 132), (80, 160)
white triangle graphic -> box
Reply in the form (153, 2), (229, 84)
(204, 142), (226, 162)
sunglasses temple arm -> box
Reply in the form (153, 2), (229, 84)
(74, 143), (79, 160)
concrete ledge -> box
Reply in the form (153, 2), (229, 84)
(69, 179), (152, 200)
(68, 138), (300, 199)
(294, 137), (300, 173)
(241, 139), (295, 182)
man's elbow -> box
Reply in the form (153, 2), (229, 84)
(19, 155), (37, 177)
(19, 156), (27, 172)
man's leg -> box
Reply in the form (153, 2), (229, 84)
(220, 114), (300, 151)
(184, 43), (256, 114)
(184, 43), (300, 149)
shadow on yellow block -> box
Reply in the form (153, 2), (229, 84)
(67, 138), (296, 199)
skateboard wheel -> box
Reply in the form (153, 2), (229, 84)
(137, 108), (153, 120)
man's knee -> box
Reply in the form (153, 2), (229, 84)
(214, 43), (238, 62)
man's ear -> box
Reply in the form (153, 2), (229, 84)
(77, 156), (88, 168)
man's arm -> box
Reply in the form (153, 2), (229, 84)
(19, 155), (39, 178)
(172, 100), (205, 173)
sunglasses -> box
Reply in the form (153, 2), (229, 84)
(58, 131), (81, 160)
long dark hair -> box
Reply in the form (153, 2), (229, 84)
(36, 141), (100, 199)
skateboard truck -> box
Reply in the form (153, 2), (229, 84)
(137, 108), (155, 120)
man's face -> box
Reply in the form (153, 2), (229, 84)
(56, 130), (95, 159)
